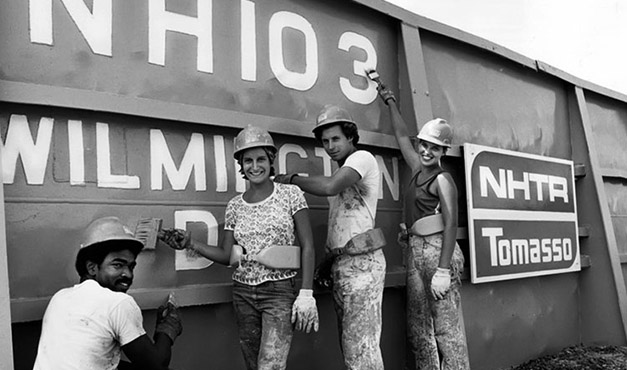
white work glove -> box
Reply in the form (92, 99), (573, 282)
(291, 289), (319, 333)
(431, 267), (451, 300)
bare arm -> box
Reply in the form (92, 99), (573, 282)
(122, 333), (172, 370)
(187, 230), (235, 265)
(433, 173), (459, 269)
(291, 166), (361, 196)
(293, 209), (315, 290)
(386, 100), (422, 172)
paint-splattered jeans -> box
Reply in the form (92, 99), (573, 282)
(332, 248), (386, 370)
(407, 233), (470, 370)
(232, 279), (296, 370)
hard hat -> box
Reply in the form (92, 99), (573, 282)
(417, 118), (453, 148)
(313, 105), (356, 134)
(233, 125), (276, 158)
(80, 216), (144, 252)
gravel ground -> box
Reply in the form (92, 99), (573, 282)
(508, 345), (627, 370)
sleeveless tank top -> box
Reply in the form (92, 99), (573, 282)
(405, 169), (444, 224)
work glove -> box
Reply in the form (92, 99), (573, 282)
(377, 84), (396, 105)
(291, 289), (319, 333)
(431, 267), (451, 300)
(229, 245), (245, 268)
(313, 256), (334, 290)
(398, 224), (409, 267)
(366, 69), (396, 104)
(155, 294), (183, 343)
(397, 223), (409, 249)
(158, 228), (192, 251)
(273, 173), (298, 184)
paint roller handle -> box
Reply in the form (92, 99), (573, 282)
(366, 69), (396, 104)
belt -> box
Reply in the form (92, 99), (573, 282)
(329, 228), (386, 257)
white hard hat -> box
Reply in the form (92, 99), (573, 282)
(233, 125), (276, 158)
(417, 118), (453, 148)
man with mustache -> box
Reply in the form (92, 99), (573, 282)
(33, 216), (182, 370)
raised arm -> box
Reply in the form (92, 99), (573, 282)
(386, 100), (422, 172)
(367, 69), (422, 172)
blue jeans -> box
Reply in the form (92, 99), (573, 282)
(232, 279), (296, 370)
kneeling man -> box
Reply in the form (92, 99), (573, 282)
(33, 216), (182, 370)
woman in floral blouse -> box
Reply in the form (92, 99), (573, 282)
(183, 125), (318, 370)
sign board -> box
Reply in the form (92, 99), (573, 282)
(464, 143), (580, 283)
(0, 0), (405, 321)
(0, 0), (398, 134)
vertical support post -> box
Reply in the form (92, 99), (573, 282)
(574, 86), (627, 341)
(0, 146), (14, 368)
(400, 22), (433, 129)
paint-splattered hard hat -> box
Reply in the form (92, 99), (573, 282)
(417, 118), (453, 148)
(79, 216), (144, 252)
(233, 125), (276, 158)
(312, 105), (356, 134)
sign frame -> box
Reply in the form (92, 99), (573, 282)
(464, 143), (581, 283)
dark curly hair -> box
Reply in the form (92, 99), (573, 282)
(313, 121), (359, 146)
(75, 240), (142, 279)
(236, 146), (277, 180)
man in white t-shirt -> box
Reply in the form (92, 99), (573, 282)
(275, 105), (387, 370)
(33, 216), (182, 370)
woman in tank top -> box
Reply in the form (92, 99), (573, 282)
(373, 72), (470, 370)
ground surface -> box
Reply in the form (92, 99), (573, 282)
(509, 345), (627, 370)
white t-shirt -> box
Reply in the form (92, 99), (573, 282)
(326, 150), (380, 251)
(33, 279), (146, 370)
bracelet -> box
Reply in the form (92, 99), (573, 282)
(289, 173), (299, 184)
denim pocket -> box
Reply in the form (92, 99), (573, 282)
(270, 279), (296, 295)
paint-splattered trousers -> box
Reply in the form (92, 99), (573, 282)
(232, 279), (296, 370)
(407, 233), (470, 370)
(332, 248), (386, 370)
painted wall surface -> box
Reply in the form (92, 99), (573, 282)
(421, 32), (572, 159)
(0, 1), (410, 368)
(0, 102), (403, 303)
(0, 0), (398, 134)
(584, 92), (627, 326)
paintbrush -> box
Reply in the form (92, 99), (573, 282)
(134, 217), (163, 250)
